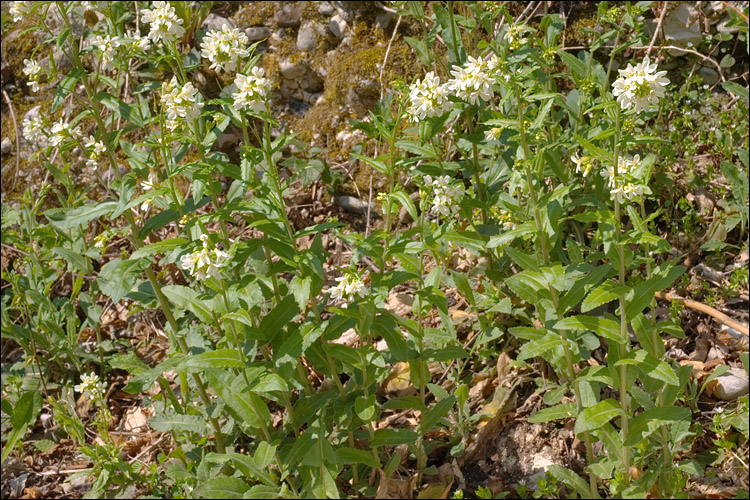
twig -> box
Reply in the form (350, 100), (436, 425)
(646, 2), (669, 56)
(514, 1), (536, 25)
(2, 89), (21, 193)
(654, 291), (749, 336)
(380, 14), (402, 100)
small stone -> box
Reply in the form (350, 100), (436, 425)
(275, 7), (300, 28)
(656, 3), (704, 50)
(279, 59), (307, 80)
(334, 195), (376, 215)
(245, 26), (271, 43)
(698, 66), (720, 86)
(23, 105), (43, 124)
(712, 368), (750, 401)
(319, 2), (335, 16)
(202, 13), (233, 32)
(1, 138), (12, 154)
(216, 131), (239, 151)
(328, 14), (347, 39)
(296, 22), (319, 52)
(376, 11), (395, 31)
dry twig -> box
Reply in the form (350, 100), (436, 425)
(655, 291), (749, 336)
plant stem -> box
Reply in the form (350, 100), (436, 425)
(612, 105), (631, 484)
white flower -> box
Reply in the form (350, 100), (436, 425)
(485, 127), (502, 141)
(93, 34), (121, 70)
(330, 272), (368, 305)
(504, 24), (532, 49)
(50, 119), (82, 148)
(162, 77), (204, 130)
(141, 1), (185, 44)
(611, 182), (645, 203)
(423, 174), (464, 217)
(75, 372), (107, 401)
(23, 59), (43, 92)
(125, 30), (151, 53)
(10, 1), (30, 22)
(406, 71), (451, 122)
(201, 24), (249, 73)
(232, 67), (271, 113)
(93, 233), (108, 248)
(612, 57), (669, 113)
(179, 233), (230, 281)
(22, 117), (47, 146)
(571, 151), (594, 177)
(447, 56), (494, 105)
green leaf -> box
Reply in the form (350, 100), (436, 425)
(371, 428), (420, 447)
(574, 133), (614, 164)
(505, 270), (550, 304)
(2, 391), (42, 463)
(244, 485), (283, 499)
(517, 333), (567, 361)
(52, 67), (84, 113)
(391, 190), (418, 223)
(51, 247), (89, 274)
(131, 238), (188, 260)
(93, 92), (144, 127)
(204, 452), (278, 488)
(260, 295), (298, 344)
(420, 396), (456, 434)
(722, 81), (749, 102)
(207, 372), (270, 430)
(185, 349), (246, 370)
(528, 403), (578, 423)
(355, 394), (377, 421)
(546, 465), (591, 498)
(615, 349), (679, 385)
(626, 265), (685, 322)
(335, 447), (381, 468)
(624, 406), (691, 446)
(98, 257), (150, 304)
(161, 285), (214, 324)
(149, 412), (209, 434)
(352, 153), (389, 176)
(556, 50), (587, 79)
(404, 36), (434, 66)
(581, 281), (629, 313)
(575, 399), (625, 434)
(46, 200), (117, 231)
(194, 477), (250, 499)
(554, 315), (624, 344)
(486, 221), (536, 248)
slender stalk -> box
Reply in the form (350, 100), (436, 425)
(612, 105), (631, 484)
(514, 79), (598, 497)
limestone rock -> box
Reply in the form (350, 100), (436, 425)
(279, 59), (307, 80)
(328, 15), (347, 39)
(1, 138), (13, 155)
(202, 13), (233, 32)
(245, 26), (272, 43)
(297, 22), (320, 52)
(275, 7), (300, 28)
(319, 2), (335, 16)
(659, 3), (704, 49)
(712, 367), (750, 401)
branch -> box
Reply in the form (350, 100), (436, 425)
(654, 291), (749, 336)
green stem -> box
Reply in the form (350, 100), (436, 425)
(612, 105), (631, 484)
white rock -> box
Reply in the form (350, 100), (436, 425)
(659, 3), (704, 49)
(202, 13), (233, 32)
(1, 137), (12, 154)
(279, 59), (307, 80)
(245, 26), (272, 42)
(297, 22), (319, 52)
(714, 367), (750, 401)
(328, 15), (347, 39)
(319, 2), (335, 16)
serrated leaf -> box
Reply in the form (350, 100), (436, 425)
(131, 238), (188, 260)
(614, 349), (679, 385)
(626, 265), (685, 322)
(575, 399), (625, 433)
(486, 221), (536, 248)
(185, 349), (245, 370)
(161, 285), (214, 323)
(554, 315), (624, 344)
(420, 396), (456, 434)
(624, 406), (691, 446)
(46, 200), (117, 231)
(581, 281), (629, 313)
(259, 295), (298, 344)
(528, 403), (578, 423)
(546, 465), (591, 498)
(194, 477), (250, 499)
(149, 412), (209, 434)
(371, 428), (420, 447)
(335, 447), (381, 468)
(517, 333), (567, 360)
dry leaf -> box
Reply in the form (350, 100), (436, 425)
(379, 362), (416, 397)
(376, 469), (417, 499)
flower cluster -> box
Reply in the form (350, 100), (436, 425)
(139, 173), (158, 212)
(504, 24), (532, 50)
(10, 1), (30, 22)
(50, 119), (82, 148)
(329, 271), (368, 305)
(448, 56), (495, 105)
(201, 24), (249, 73)
(93, 34), (121, 70)
(22, 117), (47, 146)
(179, 234), (230, 281)
(406, 71), (451, 122)
(600, 154), (646, 203)
(75, 372), (107, 402)
(84, 136), (107, 168)
(571, 151), (595, 177)
(612, 57), (669, 113)
(232, 67), (271, 113)
(22, 59), (43, 92)
(141, 1), (185, 44)
(423, 174), (464, 217)
(162, 77), (204, 130)
(485, 127), (502, 141)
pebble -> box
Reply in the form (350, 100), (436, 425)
(279, 59), (307, 80)
(1, 137), (12, 154)
(202, 13), (233, 32)
(328, 14), (347, 39)
(319, 2), (335, 16)
(334, 194), (376, 215)
(713, 367), (749, 401)
(296, 22), (319, 52)
(276, 7), (300, 28)
(245, 26), (272, 43)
